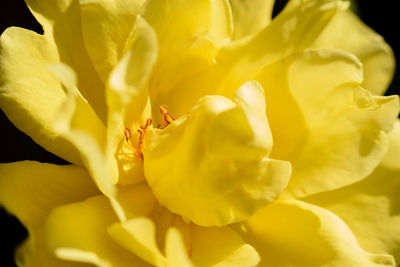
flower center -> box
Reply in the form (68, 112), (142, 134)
(140, 82), (292, 227)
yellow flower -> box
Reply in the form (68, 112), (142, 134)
(0, 0), (399, 266)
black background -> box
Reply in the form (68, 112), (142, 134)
(0, 0), (399, 266)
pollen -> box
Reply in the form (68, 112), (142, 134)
(124, 118), (152, 160)
(159, 105), (175, 128)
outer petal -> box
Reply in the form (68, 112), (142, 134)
(25, 0), (107, 121)
(229, 0), (275, 40)
(304, 121), (400, 263)
(0, 27), (81, 166)
(107, 183), (260, 267)
(108, 210), (260, 267)
(261, 49), (399, 198)
(79, 0), (146, 81)
(44, 195), (151, 267)
(0, 161), (99, 266)
(238, 199), (395, 267)
(50, 64), (113, 197)
(216, 0), (349, 93)
(311, 10), (395, 95)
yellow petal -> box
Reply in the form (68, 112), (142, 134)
(311, 10), (395, 95)
(107, 15), (158, 185)
(25, 0), (107, 122)
(239, 199), (395, 267)
(143, 0), (231, 120)
(216, 0), (348, 92)
(0, 27), (81, 166)
(143, 82), (291, 227)
(281, 49), (399, 198)
(229, 0), (275, 40)
(304, 120), (400, 263)
(50, 63), (114, 197)
(44, 195), (151, 267)
(109, 207), (260, 267)
(0, 161), (99, 266)
(80, 0), (146, 82)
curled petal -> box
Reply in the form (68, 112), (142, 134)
(239, 199), (395, 267)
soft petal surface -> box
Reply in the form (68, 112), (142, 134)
(238, 199), (395, 267)
(270, 49), (399, 198)
(50, 64), (114, 197)
(311, 9), (395, 95)
(25, 0), (107, 121)
(143, 82), (291, 227)
(107, 15), (158, 185)
(305, 120), (400, 263)
(229, 0), (274, 40)
(80, 0), (146, 81)
(109, 210), (260, 267)
(0, 161), (99, 266)
(142, 0), (230, 120)
(44, 195), (151, 267)
(216, 0), (349, 93)
(0, 27), (82, 166)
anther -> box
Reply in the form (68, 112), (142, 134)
(159, 105), (175, 128)
(124, 118), (152, 160)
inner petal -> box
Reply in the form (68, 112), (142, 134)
(142, 81), (292, 227)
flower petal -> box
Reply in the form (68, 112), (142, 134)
(238, 199), (395, 267)
(25, 0), (107, 121)
(282, 49), (399, 198)
(304, 120), (400, 263)
(109, 211), (260, 267)
(0, 27), (81, 166)
(79, 0), (146, 82)
(107, 15), (158, 185)
(311, 10), (395, 95)
(216, 0), (348, 92)
(229, 0), (274, 40)
(50, 63), (114, 197)
(143, 82), (291, 227)
(0, 161), (99, 266)
(44, 195), (151, 267)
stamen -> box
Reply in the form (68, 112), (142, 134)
(124, 118), (152, 160)
(159, 105), (175, 128)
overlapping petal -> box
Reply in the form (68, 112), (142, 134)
(311, 9), (395, 95)
(0, 161), (99, 266)
(0, 27), (82, 166)
(25, 0), (107, 121)
(237, 199), (395, 267)
(277, 49), (399, 198)
(305, 121), (400, 263)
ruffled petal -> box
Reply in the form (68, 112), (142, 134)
(0, 27), (81, 166)
(25, 0), (107, 121)
(0, 161), (99, 266)
(311, 10), (395, 95)
(143, 82), (291, 227)
(238, 199), (395, 267)
(79, 0), (146, 82)
(44, 195), (151, 267)
(229, 0), (274, 40)
(216, 0), (349, 92)
(282, 49), (399, 198)
(304, 121), (400, 263)
(109, 210), (260, 267)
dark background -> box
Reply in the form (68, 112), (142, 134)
(0, 0), (399, 266)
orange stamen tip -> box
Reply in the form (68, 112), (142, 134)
(159, 105), (176, 128)
(124, 128), (132, 143)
